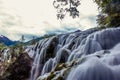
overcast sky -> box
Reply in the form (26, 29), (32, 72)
(0, 0), (98, 41)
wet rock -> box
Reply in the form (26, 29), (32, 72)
(2, 53), (33, 80)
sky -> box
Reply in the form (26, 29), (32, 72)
(0, 0), (98, 41)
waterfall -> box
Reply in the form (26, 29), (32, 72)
(67, 43), (120, 80)
(28, 37), (58, 80)
(67, 57), (118, 80)
(27, 27), (120, 80)
(0, 49), (11, 62)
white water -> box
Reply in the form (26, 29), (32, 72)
(27, 27), (120, 80)
(0, 49), (11, 62)
(67, 43), (120, 80)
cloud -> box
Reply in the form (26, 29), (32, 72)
(44, 26), (79, 35)
(0, 0), (98, 41)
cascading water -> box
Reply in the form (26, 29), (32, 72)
(28, 37), (58, 80)
(27, 27), (120, 80)
(0, 49), (11, 62)
(67, 43), (120, 80)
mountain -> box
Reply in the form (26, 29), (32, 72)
(0, 35), (18, 46)
(24, 34), (56, 45)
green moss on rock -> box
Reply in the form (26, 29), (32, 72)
(1, 53), (33, 80)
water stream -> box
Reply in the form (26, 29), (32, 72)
(27, 27), (120, 80)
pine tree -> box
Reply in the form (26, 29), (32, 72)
(32, 36), (36, 45)
(19, 35), (25, 53)
(20, 35), (25, 43)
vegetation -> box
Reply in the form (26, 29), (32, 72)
(24, 38), (38, 45)
(0, 43), (7, 51)
(43, 34), (56, 38)
(53, 0), (80, 19)
(0, 53), (32, 80)
(53, 0), (120, 27)
(1, 0), (120, 80)
(94, 0), (120, 27)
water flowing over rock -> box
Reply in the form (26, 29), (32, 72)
(0, 49), (11, 62)
(67, 57), (117, 80)
(27, 27), (120, 80)
(67, 43), (120, 80)
(28, 37), (58, 80)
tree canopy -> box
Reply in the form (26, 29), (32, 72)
(94, 0), (120, 27)
(53, 0), (120, 27)
(53, 0), (80, 19)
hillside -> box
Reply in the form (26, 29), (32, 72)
(0, 35), (17, 46)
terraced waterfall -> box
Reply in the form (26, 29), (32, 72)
(26, 27), (120, 80)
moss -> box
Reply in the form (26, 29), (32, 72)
(46, 73), (55, 80)
(56, 76), (64, 80)
(54, 63), (66, 71)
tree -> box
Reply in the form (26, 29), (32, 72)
(19, 35), (25, 53)
(95, 0), (120, 27)
(94, 0), (120, 27)
(53, 0), (120, 27)
(31, 36), (36, 45)
(20, 35), (25, 43)
(53, 0), (80, 19)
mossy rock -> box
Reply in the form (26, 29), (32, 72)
(1, 53), (33, 80)
(54, 63), (66, 71)
(46, 73), (55, 80)
(55, 76), (64, 80)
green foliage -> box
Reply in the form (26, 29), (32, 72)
(46, 73), (55, 80)
(43, 34), (56, 38)
(53, 0), (120, 27)
(9, 42), (25, 58)
(94, 0), (120, 27)
(0, 43), (7, 50)
(24, 38), (39, 46)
